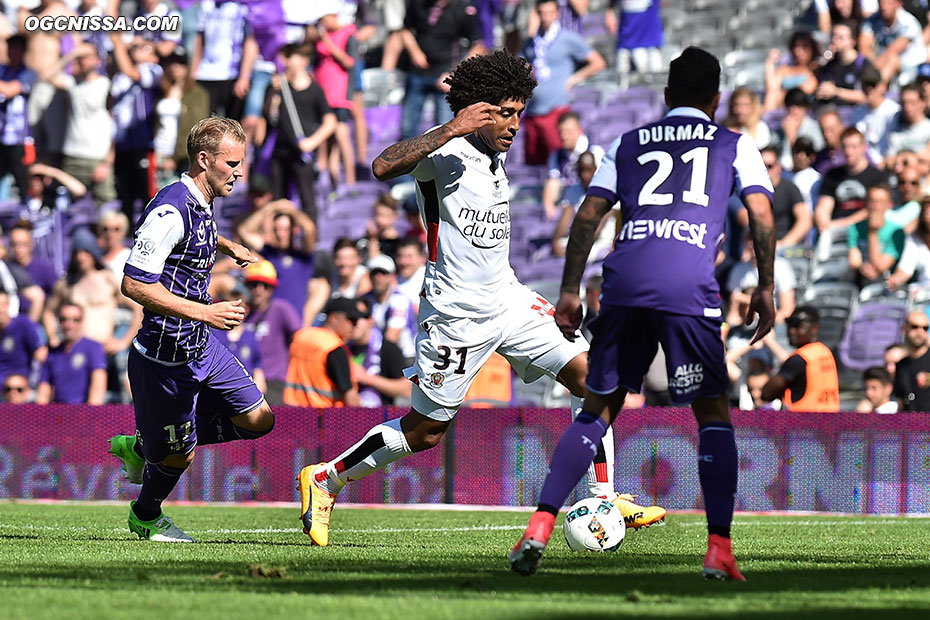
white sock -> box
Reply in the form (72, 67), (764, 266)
(571, 395), (615, 497)
(320, 418), (412, 494)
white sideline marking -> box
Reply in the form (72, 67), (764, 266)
(4, 500), (930, 519)
(0, 519), (924, 537)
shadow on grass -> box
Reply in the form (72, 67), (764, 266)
(2, 552), (928, 602)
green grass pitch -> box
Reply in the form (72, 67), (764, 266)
(2, 502), (930, 619)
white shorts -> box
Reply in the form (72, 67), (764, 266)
(405, 284), (589, 421)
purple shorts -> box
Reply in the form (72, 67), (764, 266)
(128, 334), (265, 462)
(586, 305), (728, 405)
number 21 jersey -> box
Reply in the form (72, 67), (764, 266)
(588, 107), (773, 317)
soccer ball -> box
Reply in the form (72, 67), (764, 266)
(563, 497), (626, 552)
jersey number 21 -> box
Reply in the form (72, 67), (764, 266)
(637, 146), (709, 208)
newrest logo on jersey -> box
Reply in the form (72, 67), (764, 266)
(617, 218), (708, 249)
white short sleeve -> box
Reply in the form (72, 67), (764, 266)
(897, 235), (919, 278)
(774, 256), (798, 292)
(138, 63), (164, 89)
(385, 296), (410, 329)
(125, 206), (186, 277)
(733, 133), (775, 197)
(411, 152), (439, 181)
(588, 135), (623, 201)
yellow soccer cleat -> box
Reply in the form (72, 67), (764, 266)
(296, 463), (338, 546)
(610, 493), (667, 530)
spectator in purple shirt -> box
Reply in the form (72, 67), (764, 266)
(109, 33), (163, 224)
(240, 0), (286, 151)
(192, 0), (257, 120)
(236, 197), (332, 323)
(212, 296), (267, 394)
(214, 324), (267, 391)
(242, 260), (300, 405)
(0, 233), (45, 324)
(8, 220), (57, 297)
(0, 35), (36, 201)
(0, 289), (47, 386)
(36, 302), (107, 405)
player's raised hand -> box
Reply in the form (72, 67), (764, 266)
(555, 292), (584, 342)
(445, 102), (500, 137)
(204, 299), (247, 330)
(746, 287), (775, 345)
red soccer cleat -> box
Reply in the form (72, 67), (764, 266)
(703, 533), (746, 581)
(508, 511), (556, 576)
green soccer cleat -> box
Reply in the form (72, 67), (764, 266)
(128, 502), (194, 543)
(109, 434), (145, 484)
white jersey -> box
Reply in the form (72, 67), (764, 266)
(411, 133), (519, 318)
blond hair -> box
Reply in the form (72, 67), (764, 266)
(186, 116), (246, 164)
(97, 210), (130, 236)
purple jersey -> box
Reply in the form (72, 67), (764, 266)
(212, 327), (263, 376)
(111, 62), (164, 151)
(39, 337), (106, 403)
(0, 315), (41, 383)
(613, 0), (663, 50)
(588, 108), (773, 317)
(0, 64), (36, 145)
(242, 0), (286, 69)
(124, 174), (219, 364)
(262, 246), (314, 318)
(25, 258), (57, 295)
(244, 298), (299, 381)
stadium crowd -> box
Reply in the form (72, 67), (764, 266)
(1, 0), (930, 413)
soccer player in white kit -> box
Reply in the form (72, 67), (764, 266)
(296, 51), (665, 547)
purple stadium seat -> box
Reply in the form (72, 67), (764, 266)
(605, 86), (658, 105)
(508, 167), (546, 187)
(322, 194), (373, 220)
(366, 105), (402, 143)
(763, 108), (787, 131)
(338, 180), (389, 198)
(570, 86), (602, 106)
(516, 256), (565, 281)
(570, 99), (601, 124)
(838, 302), (908, 370)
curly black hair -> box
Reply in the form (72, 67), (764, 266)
(444, 50), (538, 114)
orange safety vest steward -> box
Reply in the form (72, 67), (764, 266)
(284, 327), (357, 407)
(463, 353), (513, 408)
(784, 341), (840, 412)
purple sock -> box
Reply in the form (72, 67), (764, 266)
(537, 411), (609, 513)
(194, 413), (273, 444)
(698, 422), (738, 538)
(134, 462), (185, 521)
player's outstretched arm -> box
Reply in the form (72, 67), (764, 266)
(122, 276), (246, 330)
(218, 235), (258, 268)
(555, 194), (614, 341)
(371, 102), (500, 181)
(744, 192), (777, 344)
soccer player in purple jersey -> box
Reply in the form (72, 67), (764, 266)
(108, 117), (275, 542)
(509, 47), (777, 580)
